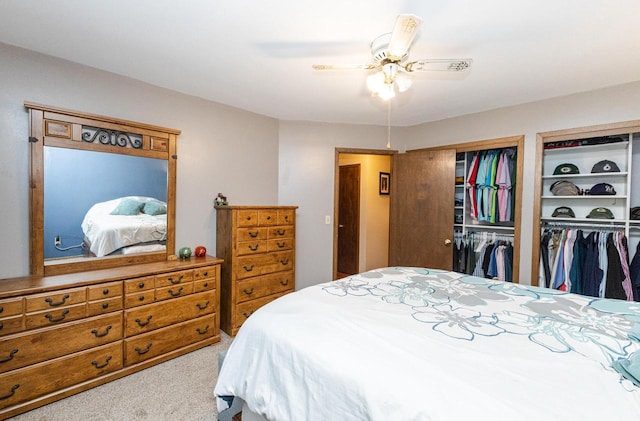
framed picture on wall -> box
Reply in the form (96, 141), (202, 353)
(379, 172), (390, 195)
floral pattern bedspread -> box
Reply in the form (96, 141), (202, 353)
(216, 267), (640, 421)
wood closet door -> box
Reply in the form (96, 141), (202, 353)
(389, 149), (456, 270)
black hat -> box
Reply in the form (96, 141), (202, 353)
(631, 206), (640, 221)
(550, 180), (580, 196)
(552, 207), (575, 218)
(586, 207), (614, 219)
(591, 160), (620, 173)
(589, 182), (616, 195)
(553, 163), (580, 175)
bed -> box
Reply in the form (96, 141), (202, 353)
(80, 196), (167, 257)
(214, 267), (640, 421)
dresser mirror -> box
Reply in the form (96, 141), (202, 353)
(26, 102), (180, 276)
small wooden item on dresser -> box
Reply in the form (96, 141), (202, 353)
(215, 205), (297, 336)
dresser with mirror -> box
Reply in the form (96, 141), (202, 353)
(0, 103), (222, 419)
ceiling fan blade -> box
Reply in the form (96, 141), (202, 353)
(387, 14), (423, 60)
(312, 64), (378, 71)
(405, 58), (472, 72)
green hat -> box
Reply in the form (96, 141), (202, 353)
(586, 207), (614, 219)
(553, 163), (579, 175)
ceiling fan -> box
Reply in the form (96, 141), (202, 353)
(312, 14), (472, 100)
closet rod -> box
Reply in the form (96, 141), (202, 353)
(542, 221), (625, 230)
(467, 231), (514, 238)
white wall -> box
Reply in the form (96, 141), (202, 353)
(0, 43), (279, 278)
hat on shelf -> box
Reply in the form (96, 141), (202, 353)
(553, 163), (580, 175)
(586, 207), (615, 219)
(588, 182), (616, 195)
(551, 206), (576, 218)
(550, 180), (580, 196)
(591, 160), (621, 173)
(631, 206), (640, 220)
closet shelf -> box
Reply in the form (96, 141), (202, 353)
(541, 195), (627, 199)
(542, 172), (628, 179)
(543, 141), (629, 155)
(463, 223), (514, 231)
(541, 217), (626, 224)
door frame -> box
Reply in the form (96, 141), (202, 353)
(333, 148), (397, 280)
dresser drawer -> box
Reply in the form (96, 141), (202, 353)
(0, 342), (122, 410)
(193, 265), (218, 281)
(88, 281), (122, 300)
(156, 283), (194, 301)
(25, 287), (86, 312)
(233, 292), (287, 330)
(236, 227), (267, 242)
(237, 240), (267, 256)
(236, 251), (294, 280)
(25, 303), (87, 330)
(124, 276), (155, 293)
(258, 210), (278, 226)
(236, 271), (294, 303)
(0, 315), (24, 337)
(267, 226), (294, 239)
(155, 270), (193, 288)
(0, 313), (122, 373)
(87, 296), (123, 317)
(124, 291), (215, 336)
(194, 278), (217, 293)
(267, 238), (293, 252)
(277, 209), (295, 225)
(237, 210), (258, 227)
(0, 298), (23, 318)
(124, 315), (216, 366)
(125, 290), (156, 308)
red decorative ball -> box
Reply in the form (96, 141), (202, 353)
(195, 246), (207, 257)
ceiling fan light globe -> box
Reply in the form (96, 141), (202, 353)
(366, 72), (386, 93)
(395, 74), (412, 92)
(378, 84), (395, 100)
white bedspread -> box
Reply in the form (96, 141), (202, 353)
(215, 267), (640, 421)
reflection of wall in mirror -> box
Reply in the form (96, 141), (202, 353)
(44, 147), (168, 259)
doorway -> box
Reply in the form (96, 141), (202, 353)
(333, 149), (394, 280)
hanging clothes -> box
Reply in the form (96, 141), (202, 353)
(455, 232), (513, 282)
(466, 149), (516, 223)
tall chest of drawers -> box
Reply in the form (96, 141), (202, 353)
(0, 256), (221, 420)
(215, 205), (297, 335)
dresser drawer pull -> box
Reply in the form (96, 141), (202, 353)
(246, 216), (252, 221)
(0, 322), (3, 330)
(0, 306), (3, 313)
(138, 296), (146, 302)
(45, 309), (69, 323)
(45, 294), (70, 307)
(243, 287), (254, 296)
(276, 241), (286, 248)
(196, 325), (210, 335)
(135, 343), (152, 355)
(168, 287), (184, 297)
(135, 315), (152, 327)
(102, 288), (110, 295)
(91, 355), (112, 369)
(196, 300), (210, 310)
(138, 282), (146, 289)
(280, 279), (289, 286)
(102, 303), (110, 309)
(242, 264), (254, 272)
(276, 229), (285, 235)
(91, 325), (112, 338)
(266, 216), (272, 220)
(168, 275), (184, 284)
(0, 384), (19, 400)
(0, 349), (18, 363)
(280, 258), (289, 265)
(203, 271), (209, 276)
(248, 231), (259, 238)
(242, 310), (254, 319)
(203, 282), (209, 288)
(248, 244), (259, 251)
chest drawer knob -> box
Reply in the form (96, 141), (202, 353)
(248, 231), (259, 238)
(203, 271), (209, 276)
(276, 242), (285, 248)
(248, 244), (259, 251)
(0, 306), (3, 313)
(0, 322), (3, 330)
(135, 315), (152, 327)
(246, 216), (252, 221)
(196, 300), (210, 310)
(0, 349), (18, 364)
(135, 343), (152, 355)
(242, 310), (254, 319)
(168, 275), (184, 284)
(168, 287), (184, 297)
(242, 264), (254, 272)
(138, 282), (146, 289)
(0, 384), (19, 400)
(280, 258), (289, 265)
(91, 325), (112, 338)
(45, 294), (70, 307)
(45, 309), (69, 323)
(91, 355), (112, 369)
(243, 287), (254, 296)
(280, 279), (289, 286)
(196, 325), (210, 335)
(276, 229), (285, 235)
(103, 288), (109, 295)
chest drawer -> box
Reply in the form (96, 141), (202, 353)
(0, 298), (23, 318)
(277, 209), (295, 225)
(124, 291), (215, 336)
(25, 287), (86, 313)
(0, 342), (122, 410)
(156, 282), (194, 301)
(0, 315), (24, 337)
(267, 226), (294, 239)
(88, 281), (122, 300)
(267, 238), (293, 252)
(233, 292), (287, 330)
(124, 314), (215, 366)
(237, 210), (258, 227)
(258, 210), (278, 226)
(236, 251), (294, 279)
(236, 227), (267, 242)
(25, 304), (87, 329)
(0, 312), (122, 373)
(87, 296), (123, 316)
(194, 265), (218, 281)
(125, 290), (156, 308)
(237, 240), (267, 256)
(125, 276), (155, 293)
(236, 271), (294, 303)
(155, 270), (193, 287)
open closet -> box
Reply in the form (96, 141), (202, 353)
(532, 120), (640, 300)
(389, 135), (524, 283)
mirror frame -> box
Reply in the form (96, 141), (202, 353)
(26, 102), (180, 276)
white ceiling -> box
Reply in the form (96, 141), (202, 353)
(1, 0), (639, 126)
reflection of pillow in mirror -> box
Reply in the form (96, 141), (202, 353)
(142, 199), (167, 216)
(110, 198), (144, 215)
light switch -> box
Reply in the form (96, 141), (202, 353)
(325, 215), (331, 224)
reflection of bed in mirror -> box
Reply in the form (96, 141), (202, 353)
(81, 196), (167, 257)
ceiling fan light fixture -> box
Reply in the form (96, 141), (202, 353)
(377, 83), (395, 101)
(395, 73), (412, 92)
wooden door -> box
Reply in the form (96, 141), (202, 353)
(389, 149), (456, 269)
(337, 164), (360, 275)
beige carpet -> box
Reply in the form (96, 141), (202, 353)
(9, 333), (233, 421)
